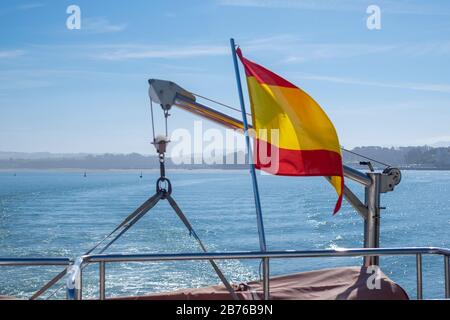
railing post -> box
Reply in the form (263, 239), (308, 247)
(364, 173), (381, 267)
(263, 258), (270, 300)
(99, 261), (106, 300)
(66, 258), (83, 300)
(416, 254), (423, 300)
(445, 255), (450, 299)
(76, 269), (83, 300)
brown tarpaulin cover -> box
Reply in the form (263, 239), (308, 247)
(116, 266), (409, 300)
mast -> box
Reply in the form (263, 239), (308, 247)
(230, 38), (270, 300)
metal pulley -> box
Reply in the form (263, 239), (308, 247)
(376, 167), (402, 193)
(148, 79), (195, 111)
(383, 167), (402, 186)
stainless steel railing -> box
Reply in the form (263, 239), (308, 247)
(0, 258), (72, 300)
(0, 258), (72, 267)
(66, 247), (450, 301)
(1, 248), (449, 300)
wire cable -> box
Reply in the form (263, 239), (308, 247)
(165, 111), (169, 138)
(190, 92), (393, 168)
(341, 147), (392, 168)
(150, 99), (156, 143)
(191, 92), (252, 117)
(189, 72), (396, 169)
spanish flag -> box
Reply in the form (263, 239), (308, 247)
(237, 48), (344, 214)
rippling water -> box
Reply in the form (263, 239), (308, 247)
(0, 170), (449, 299)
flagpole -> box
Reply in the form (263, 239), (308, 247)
(230, 38), (270, 300)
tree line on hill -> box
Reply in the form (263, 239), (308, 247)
(343, 146), (450, 169)
(0, 146), (449, 170)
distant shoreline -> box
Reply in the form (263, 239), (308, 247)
(0, 168), (250, 173)
(1, 167), (449, 173)
(2, 146), (449, 172)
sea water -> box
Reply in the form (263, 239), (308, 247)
(0, 170), (449, 299)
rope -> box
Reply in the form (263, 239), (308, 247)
(164, 110), (169, 138)
(98, 193), (163, 254)
(341, 147), (392, 168)
(191, 92), (252, 117)
(35, 193), (163, 300)
(166, 194), (240, 301)
(84, 193), (162, 256)
(192, 92), (392, 169)
(150, 99), (156, 142)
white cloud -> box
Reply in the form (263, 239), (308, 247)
(81, 38), (450, 64)
(0, 2), (45, 16)
(0, 50), (25, 59)
(219, 0), (359, 10)
(240, 34), (303, 52)
(415, 136), (450, 147)
(275, 41), (450, 63)
(240, 35), (369, 61)
(298, 74), (450, 94)
(92, 36), (394, 62)
(94, 44), (229, 60)
(235, 35), (450, 63)
(16, 3), (45, 11)
(218, 0), (449, 15)
(82, 17), (127, 34)
(164, 12), (177, 18)
(282, 43), (397, 63)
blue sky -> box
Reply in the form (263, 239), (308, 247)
(1, 0), (450, 153)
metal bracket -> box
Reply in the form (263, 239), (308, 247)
(148, 79), (195, 111)
(380, 167), (402, 193)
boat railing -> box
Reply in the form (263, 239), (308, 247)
(0, 258), (72, 299)
(0, 258), (72, 268)
(62, 247), (450, 301)
(1, 248), (448, 300)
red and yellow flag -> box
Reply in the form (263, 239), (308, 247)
(237, 48), (344, 214)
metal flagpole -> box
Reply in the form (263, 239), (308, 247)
(230, 38), (270, 300)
